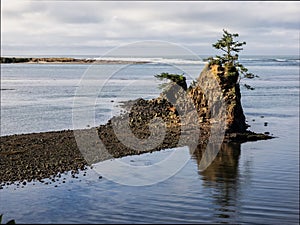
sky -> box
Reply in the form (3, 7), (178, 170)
(1, 1), (299, 56)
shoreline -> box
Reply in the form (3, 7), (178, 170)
(0, 59), (275, 187)
(0, 57), (150, 64)
(0, 124), (273, 186)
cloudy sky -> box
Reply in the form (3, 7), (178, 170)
(1, 1), (299, 56)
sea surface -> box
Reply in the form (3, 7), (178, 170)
(0, 55), (299, 224)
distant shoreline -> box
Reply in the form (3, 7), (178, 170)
(0, 57), (150, 64)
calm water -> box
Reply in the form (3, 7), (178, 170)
(0, 56), (299, 224)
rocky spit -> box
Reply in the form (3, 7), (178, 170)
(0, 64), (274, 187)
(0, 97), (200, 186)
(0, 97), (272, 187)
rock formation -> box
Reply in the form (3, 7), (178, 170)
(189, 64), (248, 133)
(117, 63), (271, 144)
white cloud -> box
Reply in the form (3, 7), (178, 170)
(1, 1), (299, 55)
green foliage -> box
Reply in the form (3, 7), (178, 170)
(155, 73), (187, 91)
(0, 215), (16, 224)
(206, 29), (258, 89)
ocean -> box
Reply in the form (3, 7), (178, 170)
(0, 55), (299, 224)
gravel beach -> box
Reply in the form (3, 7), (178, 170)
(0, 98), (272, 187)
(0, 99), (203, 186)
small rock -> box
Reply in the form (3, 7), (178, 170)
(264, 122), (268, 126)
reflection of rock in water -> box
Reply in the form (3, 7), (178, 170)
(191, 142), (241, 220)
(192, 142), (240, 180)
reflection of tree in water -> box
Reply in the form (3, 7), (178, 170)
(191, 142), (241, 221)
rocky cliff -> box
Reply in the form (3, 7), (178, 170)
(189, 64), (248, 133)
(117, 63), (271, 144)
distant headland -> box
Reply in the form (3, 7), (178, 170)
(0, 57), (150, 64)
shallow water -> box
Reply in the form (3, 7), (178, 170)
(0, 56), (299, 224)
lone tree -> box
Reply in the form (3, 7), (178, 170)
(206, 29), (258, 89)
(153, 29), (266, 134)
(155, 30), (257, 91)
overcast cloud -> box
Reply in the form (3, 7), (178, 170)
(1, 1), (299, 56)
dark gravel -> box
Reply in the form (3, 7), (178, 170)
(0, 98), (272, 186)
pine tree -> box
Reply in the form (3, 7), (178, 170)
(206, 29), (258, 89)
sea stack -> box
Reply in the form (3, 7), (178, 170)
(190, 64), (248, 133)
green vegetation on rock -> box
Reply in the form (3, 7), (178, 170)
(155, 72), (187, 91)
(153, 29), (258, 133)
(205, 29), (258, 89)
